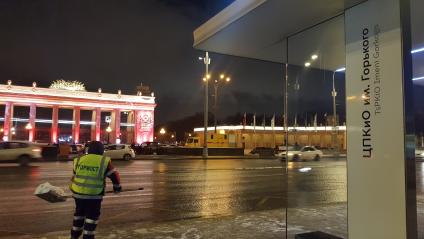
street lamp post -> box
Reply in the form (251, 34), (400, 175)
(106, 126), (112, 144)
(213, 74), (231, 133)
(332, 71), (337, 152)
(199, 52), (211, 158)
(159, 128), (166, 143)
(331, 67), (345, 153)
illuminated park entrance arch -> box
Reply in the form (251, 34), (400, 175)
(0, 81), (156, 144)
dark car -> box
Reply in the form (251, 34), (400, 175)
(250, 147), (275, 156)
(141, 142), (160, 154)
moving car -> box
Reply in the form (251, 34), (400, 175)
(0, 141), (42, 166)
(104, 144), (135, 160)
(277, 146), (323, 161)
(416, 148), (424, 159)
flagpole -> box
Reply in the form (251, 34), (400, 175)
(253, 113), (256, 148)
(263, 113), (265, 147)
(271, 113), (276, 148)
(294, 114), (297, 145)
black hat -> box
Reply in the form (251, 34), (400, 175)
(87, 141), (104, 155)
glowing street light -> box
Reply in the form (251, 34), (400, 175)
(106, 126), (112, 133)
(160, 128), (166, 135)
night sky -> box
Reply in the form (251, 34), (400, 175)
(0, 0), (289, 125)
(0, 0), (423, 131)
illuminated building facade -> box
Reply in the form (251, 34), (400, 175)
(194, 125), (347, 150)
(0, 81), (156, 144)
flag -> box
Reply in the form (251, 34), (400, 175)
(294, 114), (297, 127)
(243, 112), (247, 127)
(253, 113), (256, 131)
(304, 112), (308, 126)
(324, 112), (327, 126)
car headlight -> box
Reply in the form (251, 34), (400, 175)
(288, 153), (294, 156)
(421, 153), (424, 156)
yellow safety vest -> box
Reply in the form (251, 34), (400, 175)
(70, 154), (110, 196)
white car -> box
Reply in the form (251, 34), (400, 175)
(416, 148), (424, 159)
(104, 144), (135, 161)
(0, 141), (42, 166)
(277, 146), (323, 161)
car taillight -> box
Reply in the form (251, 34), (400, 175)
(32, 148), (41, 152)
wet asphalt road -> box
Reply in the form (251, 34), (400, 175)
(0, 157), (347, 237)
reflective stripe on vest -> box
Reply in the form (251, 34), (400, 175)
(70, 155), (110, 195)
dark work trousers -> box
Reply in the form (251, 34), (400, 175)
(70, 198), (102, 239)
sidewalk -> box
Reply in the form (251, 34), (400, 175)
(16, 204), (348, 239)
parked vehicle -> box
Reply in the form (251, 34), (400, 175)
(0, 141), (42, 166)
(141, 141), (160, 154)
(185, 133), (229, 148)
(104, 144), (135, 160)
(277, 146), (323, 161)
(70, 144), (85, 155)
(250, 147), (275, 156)
(185, 137), (201, 148)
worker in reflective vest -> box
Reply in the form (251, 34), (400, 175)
(70, 141), (121, 239)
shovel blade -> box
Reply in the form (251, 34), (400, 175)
(34, 182), (69, 203)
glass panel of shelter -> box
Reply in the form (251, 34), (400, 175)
(412, 0), (424, 237)
(285, 14), (347, 238)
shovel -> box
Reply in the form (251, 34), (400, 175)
(34, 182), (144, 203)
